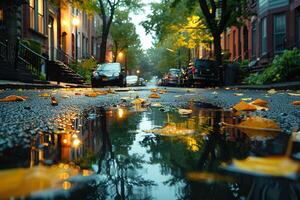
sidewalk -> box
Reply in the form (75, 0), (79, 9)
(0, 80), (90, 89)
(228, 81), (300, 90)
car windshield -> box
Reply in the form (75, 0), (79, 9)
(97, 63), (121, 72)
(126, 76), (138, 81)
(169, 69), (180, 75)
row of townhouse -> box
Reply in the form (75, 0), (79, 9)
(193, 0), (300, 68)
(0, 0), (113, 82)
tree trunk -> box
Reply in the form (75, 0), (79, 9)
(99, 31), (108, 63)
(213, 32), (222, 65)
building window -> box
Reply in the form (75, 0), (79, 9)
(274, 14), (286, 53)
(29, 0), (35, 29)
(29, 0), (45, 34)
(261, 17), (267, 55)
(0, 8), (3, 26)
(38, 0), (44, 33)
(252, 21), (257, 59)
(233, 30), (236, 58)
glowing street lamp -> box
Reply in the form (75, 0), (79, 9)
(72, 16), (80, 63)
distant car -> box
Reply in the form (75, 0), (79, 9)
(91, 63), (126, 87)
(126, 75), (139, 86)
(164, 68), (182, 86)
(139, 78), (146, 86)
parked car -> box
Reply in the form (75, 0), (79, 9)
(186, 59), (222, 87)
(164, 68), (182, 86)
(91, 63), (126, 87)
(126, 75), (139, 86)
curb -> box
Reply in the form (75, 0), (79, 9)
(225, 82), (300, 90)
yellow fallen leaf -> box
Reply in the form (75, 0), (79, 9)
(150, 88), (158, 92)
(291, 101), (300, 105)
(0, 95), (27, 102)
(288, 93), (300, 96)
(148, 93), (161, 98)
(234, 93), (244, 96)
(159, 89), (167, 94)
(85, 92), (98, 97)
(178, 109), (193, 115)
(241, 98), (253, 101)
(239, 116), (280, 130)
(267, 89), (277, 95)
(61, 95), (70, 99)
(250, 98), (268, 107)
(131, 98), (146, 105)
(232, 156), (299, 176)
(39, 93), (51, 97)
(232, 101), (257, 111)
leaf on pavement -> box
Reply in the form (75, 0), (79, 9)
(148, 93), (161, 98)
(291, 101), (300, 105)
(151, 103), (162, 107)
(250, 98), (268, 107)
(232, 101), (257, 111)
(159, 89), (167, 94)
(51, 96), (58, 106)
(241, 98), (253, 101)
(75, 92), (81, 95)
(288, 93), (300, 96)
(131, 98), (147, 105)
(0, 95), (28, 102)
(232, 156), (299, 176)
(150, 88), (158, 92)
(267, 89), (277, 95)
(178, 109), (193, 115)
(85, 92), (98, 97)
(39, 93), (51, 97)
(234, 93), (244, 96)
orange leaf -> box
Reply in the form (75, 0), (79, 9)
(85, 92), (98, 97)
(250, 98), (268, 107)
(148, 93), (161, 98)
(51, 96), (58, 106)
(232, 101), (257, 111)
(0, 95), (27, 102)
(239, 116), (280, 130)
(291, 101), (300, 105)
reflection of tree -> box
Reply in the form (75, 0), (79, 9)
(97, 108), (155, 200)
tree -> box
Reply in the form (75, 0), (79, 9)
(97, 0), (142, 63)
(196, 0), (250, 64)
(110, 10), (140, 63)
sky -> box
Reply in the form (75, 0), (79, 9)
(130, 0), (161, 50)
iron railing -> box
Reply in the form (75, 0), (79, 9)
(17, 40), (47, 77)
(56, 48), (75, 65)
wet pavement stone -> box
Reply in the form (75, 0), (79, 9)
(0, 87), (299, 152)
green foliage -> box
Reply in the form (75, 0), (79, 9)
(21, 39), (42, 54)
(70, 58), (97, 84)
(246, 49), (300, 85)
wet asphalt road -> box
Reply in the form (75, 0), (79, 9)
(0, 85), (299, 152)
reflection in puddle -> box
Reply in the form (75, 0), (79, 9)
(0, 103), (299, 199)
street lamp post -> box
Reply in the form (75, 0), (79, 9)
(72, 16), (80, 63)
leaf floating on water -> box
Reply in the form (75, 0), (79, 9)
(267, 89), (277, 95)
(288, 93), (300, 96)
(39, 93), (51, 97)
(148, 93), (161, 98)
(0, 95), (28, 102)
(291, 101), (300, 105)
(0, 164), (91, 199)
(144, 123), (195, 136)
(232, 101), (257, 111)
(232, 156), (299, 176)
(186, 172), (234, 183)
(222, 117), (281, 139)
(178, 109), (193, 115)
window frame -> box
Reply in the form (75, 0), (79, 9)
(261, 17), (267, 55)
(273, 14), (286, 53)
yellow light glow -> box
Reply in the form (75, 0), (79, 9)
(136, 70), (140, 74)
(72, 16), (80, 26)
(72, 134), (78, 139)
(72, 138), (81, 148)
(118, 108), (124, 118)
(63, 138), (68, 144)
(118, 52), (123, 57)
(62, 181), (72, 190)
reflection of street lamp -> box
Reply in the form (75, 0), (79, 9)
(72, 16), (80, 63)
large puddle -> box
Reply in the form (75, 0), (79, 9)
(1, 102), (300, 199)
